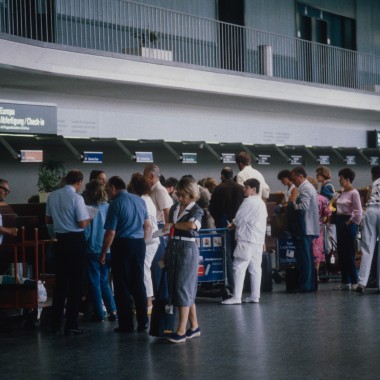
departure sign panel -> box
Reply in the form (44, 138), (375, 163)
(0, 101), (57, 134)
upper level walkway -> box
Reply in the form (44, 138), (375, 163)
(1, 0), (379, 96)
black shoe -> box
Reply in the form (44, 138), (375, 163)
(114, 327), (134, 333)
(137, 323), (148, 332)
(64, 328), (85, 336)
(108, 314), (117, 322)
(355, 285), (365, 294)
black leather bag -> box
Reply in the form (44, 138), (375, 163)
(149, 270), (176, 338)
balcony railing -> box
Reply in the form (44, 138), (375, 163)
(1, 0), (379, 94)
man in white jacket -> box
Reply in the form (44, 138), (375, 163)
(221, 178), (268, 304)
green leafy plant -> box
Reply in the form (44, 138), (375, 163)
(132, 30), (159, 47)
(37, 161), (66, 192)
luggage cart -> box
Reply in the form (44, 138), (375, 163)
(196, 228), (231, 300)
(0, 222), (55, 327)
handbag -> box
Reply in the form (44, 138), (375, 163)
(328, 197), (337, 224)
(149, 270), (176, 338)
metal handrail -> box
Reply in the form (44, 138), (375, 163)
(0, 0), (379, 94)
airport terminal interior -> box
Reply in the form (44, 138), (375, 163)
(1, 0), (380, 378)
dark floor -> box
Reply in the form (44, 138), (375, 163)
(1, 281), (380, 380)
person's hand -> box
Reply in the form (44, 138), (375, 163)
(99, 253), (107, 265)
(227, 222), (235, 230)
(10, 227), (18, 237)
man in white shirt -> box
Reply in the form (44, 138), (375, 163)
(143, 164), (173, 297)
(221, 178), (268, 305)
(235, 152), (270, 199)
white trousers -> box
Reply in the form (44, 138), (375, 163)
(233, 241), (263, 300)
(358, 207), (380, 287)
(325, 223), (337, 253)
(144, 242), (159, 298)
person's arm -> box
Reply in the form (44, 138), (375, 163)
(348, 191), (363, 225)
(99, 230), (115, 265)
(293, 186), (312, 211)
(144, 218), (152, 242)
(78, 218), (91, 229)
(163, 207), (170, 224)
(0, 226), (18, 237)
(173, 221), (197, 231)
(288, 187), (299, 203)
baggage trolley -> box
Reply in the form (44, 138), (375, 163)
(196, 228), (231, 300)
(0, 219), (55, 327)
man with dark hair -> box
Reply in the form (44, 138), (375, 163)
(235, 151), (270, 199)
(357, 166), (380, 293)
(100, 176), (151, 333)
(163, 177), (178, 202)
(209, 167), (244, 293)
(221, 178), (267, 304)
(289, 167), (319, 292)
(46, 170), (91, 335)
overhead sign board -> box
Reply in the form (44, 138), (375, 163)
(83, 151), (103, 164)
(257, 154), (270, 165)
(370, 156), (380, 166)
(0, 101), (57, 135)
(20, 150), (43, 163)
(135, 151), (153, 163)
(319, 155), (330, 165)
(346, 155), (356, 165)
(290, 155), (304, 165)
(221, 153), (235, 164)
(182, 152), (197, 164)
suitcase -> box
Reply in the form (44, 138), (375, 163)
(149, 270), (176, 338)
(261, 251), (273, 292)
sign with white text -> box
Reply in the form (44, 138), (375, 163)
(258, 154), (271, 165)
(221, 153), (235, 164)
(83, 151), (103, 164)
(182, 152), (197, 164)
(20, 150), (43, 163)
(135, 151), (153, 163)
(0, 101), (57, 134)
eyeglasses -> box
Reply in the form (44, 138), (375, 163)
(0, 186), (10, 194)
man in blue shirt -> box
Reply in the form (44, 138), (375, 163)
(46, 170), (91, 335)
(100, 176), (151, 333)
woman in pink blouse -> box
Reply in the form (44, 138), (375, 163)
(333, 168), (363, 290)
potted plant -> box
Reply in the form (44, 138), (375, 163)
(37, 161), (66, 202)
(133, 30), (160, 48)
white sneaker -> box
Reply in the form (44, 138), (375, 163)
(221, 297), (241, 305)
(243, 297), (260, 303)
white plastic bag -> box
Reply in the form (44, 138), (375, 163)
(38, 280), (48, 303)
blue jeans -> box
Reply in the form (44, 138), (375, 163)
(336, 215), (358, 284)
(87, 252), (116, 320)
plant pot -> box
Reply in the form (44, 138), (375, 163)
(39, 192), (51, 203)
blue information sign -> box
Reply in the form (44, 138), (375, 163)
(198, 233), (225, 282)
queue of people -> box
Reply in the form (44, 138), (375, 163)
(1, 154), (379, 343)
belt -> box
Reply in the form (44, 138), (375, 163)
(172, 236), (196, 242)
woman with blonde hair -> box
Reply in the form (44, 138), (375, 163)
(165, 177), (203, 343)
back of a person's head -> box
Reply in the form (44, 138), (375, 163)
(85, 180), (107, 204)
(108, 176), (126, 190)
(291, 166), (307, 178)
(89, 170), (105, 181)
(277, 169), (291, 180)
(129, 173), (150, 196)
(221, 167), (233, 180)
(144, 163), (160, 178)
(316, 166), (331, 180)
(235, 152), (251, 166)
(164, 177), (178, 188)
(66, 170), (83, 185)
(244, 178), (261, 193)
